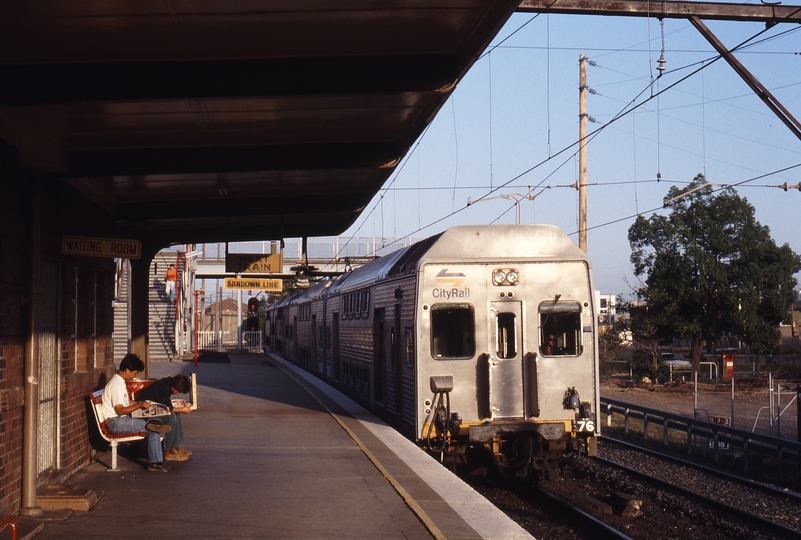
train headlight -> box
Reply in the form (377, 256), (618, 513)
(506, 270), (519, 285)
(492, 268), (519, 286)
(492, 269), (506, 286)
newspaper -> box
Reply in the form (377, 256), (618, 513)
(171, 399), (189, 409)
(131, 401), (171, 418)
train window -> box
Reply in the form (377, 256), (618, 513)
(430, 304), (475, 359)
(496, 312), (517, 359)
(539, 301), (583, 357)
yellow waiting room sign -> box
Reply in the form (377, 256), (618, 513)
(62, 236), (141, 259)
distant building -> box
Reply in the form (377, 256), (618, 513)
(202, 297), (241, 334)
(595, 292), (617, 326)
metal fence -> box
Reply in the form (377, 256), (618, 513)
(197, 330), (263, 353)
(693, 373), (799, 441)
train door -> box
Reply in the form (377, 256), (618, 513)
(311, 314), (318, 372)
(392, 304), (402, 417)
(374, 307), (385, 404)
(321, 299), (328, 377)
(489, 301), (524, 419)
(293, 315), (298, 361)
(332, 314), (340, 381)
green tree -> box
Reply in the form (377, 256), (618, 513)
(600, 296), (664, 380)
(628, 175), (801, 373)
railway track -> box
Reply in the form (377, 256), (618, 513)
(596, 436), (801, 537)
(463, 432), (801, 539)
(600, 435), (801, 498)
(533, 484), (636, 540)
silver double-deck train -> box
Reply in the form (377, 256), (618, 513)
(264, 224), (600, 479)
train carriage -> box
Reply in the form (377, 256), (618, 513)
(265, 224), (600, 479)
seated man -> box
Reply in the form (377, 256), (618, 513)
(543, 334), (557, 355)
(100, 353), (172, 472)
(137, 374), (193, 461)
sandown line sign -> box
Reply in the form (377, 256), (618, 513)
(224, 278), (283, 292)
(62, 236), (141, 259)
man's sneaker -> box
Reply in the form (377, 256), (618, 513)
(147, 462), (171, 472)
(146, 421), (172, 434)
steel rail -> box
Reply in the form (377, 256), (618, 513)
(535, 486), (637, 540)
(600, 435), (801, 500)
(593, 451), (801, 538)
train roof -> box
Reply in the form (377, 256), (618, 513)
(424, 224), (588, 262)
(334, 224), (586, 293)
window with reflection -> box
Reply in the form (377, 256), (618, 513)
(431, 304), (475, 359)
(539, 301), (582, 357)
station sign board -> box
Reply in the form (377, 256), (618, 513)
(62, 236), (141, 259)
(225, 253), (283, 273)
(223, 278), (282, 292)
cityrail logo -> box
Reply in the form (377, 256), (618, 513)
(434, 269), (466, 287)
(432, 269), (469, 299)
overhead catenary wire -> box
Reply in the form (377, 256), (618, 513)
(332, 17), (797, 262)
(580, 162), (801, 236)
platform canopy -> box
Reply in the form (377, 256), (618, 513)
(0, 2), (520, 247)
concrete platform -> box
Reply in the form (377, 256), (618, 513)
(26, 352), (533, 539)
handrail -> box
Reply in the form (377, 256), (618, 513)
(0, 515), (17, 540)
(666, 361), (717, 380)
(601, 396), (801, 475)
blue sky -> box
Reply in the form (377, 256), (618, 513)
(339, 10), (801, 297)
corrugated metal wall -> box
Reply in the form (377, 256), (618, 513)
(37, 257), (59, 475)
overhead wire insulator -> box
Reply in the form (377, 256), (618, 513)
(656, 55), (666, 75)
(656, 15), (667, 77)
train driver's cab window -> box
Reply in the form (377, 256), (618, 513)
(539, 301), (582, 357)
(431, 304), (475, 359)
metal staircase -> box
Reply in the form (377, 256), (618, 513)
(112, 251), (187, 363)
(111, 261), (130, 361)
(149, 252), (179, 362)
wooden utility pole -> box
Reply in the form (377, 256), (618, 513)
(578, 54), (588, 253)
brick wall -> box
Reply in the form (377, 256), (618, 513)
(0, 341), (25, 516)
(0, 169), (121, 515)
